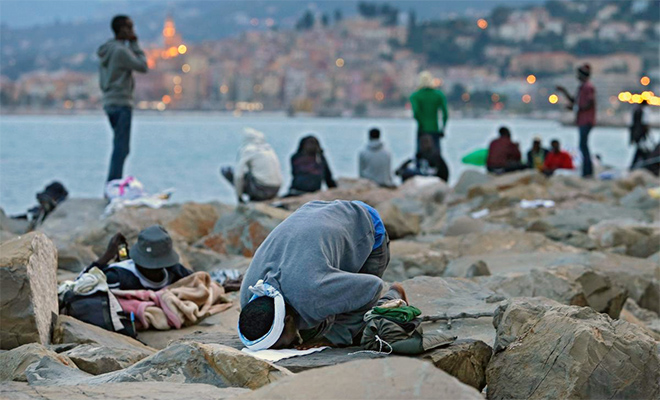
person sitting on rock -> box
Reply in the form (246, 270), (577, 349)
(237, 200), (407, 350)
(526, 136), (548, 171)
(486, 126), (526, 174)
(543, 139), (574, 176)
(359, 128), (394, 188)
(221, 128), (283, 203)
(286, 135), (337, 196)
(395, 134), (449, 182)
(87, 225), (191, 290)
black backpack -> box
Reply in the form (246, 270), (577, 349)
(59, 290), (137, 338)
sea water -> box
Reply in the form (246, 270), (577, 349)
(0, 113), (635, 214)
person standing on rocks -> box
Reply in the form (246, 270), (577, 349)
(556, 64), (596, 178)
(221, 128), (283, 203)
(237, 200), (407, 350)
(98, 15), (148, 183)
(410, 71), (449, 166)
(358, 128), (394, 188)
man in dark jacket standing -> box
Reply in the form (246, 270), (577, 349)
(98, 15), (148, 183)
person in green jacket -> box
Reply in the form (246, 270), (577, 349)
(409, 71), (449, 177)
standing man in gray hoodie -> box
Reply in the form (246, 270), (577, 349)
(359, 128), (394, 187)
(98, 15), (148, 183)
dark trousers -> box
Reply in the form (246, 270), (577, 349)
(221, 167), (280, 201)
(579, 124), (593, 177)
(105, 106), (132, 182)
(417, 131), (449, 182)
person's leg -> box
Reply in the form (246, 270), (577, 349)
(358, 231), (390, 279)
(106, 107), (132, 182)
(579, 124), (593, 177)
(220, 167), (235, 185)
(437, 154), (449, 182)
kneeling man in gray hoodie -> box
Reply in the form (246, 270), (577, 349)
(238, 200), (406, 350)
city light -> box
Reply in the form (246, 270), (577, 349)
(63, 100), (73, 109)
(432, 78), (443, 87)
(617, 91), (660, 106)
(182, 64), (191, 73)
(220, 84), (229, 94)
(335, 58), (345, 68)
(640, 76), (650, 86)
(178, 45), (187, 54)
(250, 18), (259, 27)
(461, 93), (470, 102)
(631, 94), (642, 103)
(477, 19), (488, 29)
(253, 84), (262, 93)
(375, 91), (385, 101)
(173, 76), (182, 85)
(619, 92), (632, 102)
(548, 94), (558, 104)
(174, 85), (182, 94)
(522, 94), (532, 103)
(167, 47), (178, 57)
(265, 18), (275, 27)
(491, 93), (500, 102)
(526, 74), (536, 84)
(156, 102), (166, 111)
(162, 95), (171, 104)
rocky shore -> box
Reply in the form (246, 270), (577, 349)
(1, 169), (659, 399)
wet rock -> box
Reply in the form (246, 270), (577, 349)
(376, 201), (420, 239)
(52, 315), (156, 363)
(0, 343), (77, 382)
(234, 357), (483, 400)
(0, 232), (58, 349)
(199, 203), (290, 257)
(465, 260), (490, 277)
(454, 170), (493, 196)
(31, 342), (291, 389)
(2, 382), (248, 400)
(486, 298), (660, 400)
(421, 339), (492, 391)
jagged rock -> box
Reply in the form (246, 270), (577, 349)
(166, 202), (231, 244)
(454, 170), (493, 196)
(588, 219), (660, 258)
(199, 203), (290, 257)
(465, 260), (490, 277)
(234, 357), (483, 400)
(2, 382), (248, 400)
(29, 341), (291, 389)
(543, 202), (648, 233)
(486, 298), (660, 400)
(467, 170), (545, 199)
(62, 344), (149, 375)
(376, 201), (421, 239)
(0, 343), (77, 382)
(0, 233), (58, 349)
(385, 240), (449, 280)
(421, 339), (492, 391)
(52, 315), (156, 363)
(576, 270), (628, 318)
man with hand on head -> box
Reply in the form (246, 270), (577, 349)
(237, 200), (406, 350)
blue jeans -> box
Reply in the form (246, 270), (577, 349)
(105, 106), (132, 182)
(579, 124), (593, 177)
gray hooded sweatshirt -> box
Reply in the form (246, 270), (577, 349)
(240, 200), (383, 344)
(359, 139), (393, 187)
(97, 40), (148, 108)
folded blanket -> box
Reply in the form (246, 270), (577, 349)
(112, 271), (232, 330)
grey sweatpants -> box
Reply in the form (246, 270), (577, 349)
(303, 232), (400, 346)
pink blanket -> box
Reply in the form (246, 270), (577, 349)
(112, 271), (233, 330)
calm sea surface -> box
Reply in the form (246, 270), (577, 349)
(0, 113), (635, 215)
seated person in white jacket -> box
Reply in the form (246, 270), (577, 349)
(221, 128), (283, 202)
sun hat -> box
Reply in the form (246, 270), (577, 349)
(129, 225), (179, 269)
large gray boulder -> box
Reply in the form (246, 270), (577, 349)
(0, 233), (58, 349)
(2, 382), (248, 400)
(375, 201), (421, 239)
(385, 240), (449, 281)
(486, 298), (660, 400)
(0, 343), (77, 382)
(542, 202), (648, 233)
(30, 342), (291, 390)
(454, 170), (493, 196)
(588, 219), (660, 258)
(234, 357), (484, 400)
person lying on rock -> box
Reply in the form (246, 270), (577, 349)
(237, 200), (408, 350)
(86, 225), (192, 290)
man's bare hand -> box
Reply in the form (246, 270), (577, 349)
(97, 233), (128, 265)
(295, 338), (333, 350)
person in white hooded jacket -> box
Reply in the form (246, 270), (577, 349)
(359, 128), (394, 187)
(221, 128), (283, 202)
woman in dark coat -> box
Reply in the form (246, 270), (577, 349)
(287, 135), (337, 196)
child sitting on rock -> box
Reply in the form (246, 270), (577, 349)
(87, 225), (191, 290)
(237, 200), (407, 350)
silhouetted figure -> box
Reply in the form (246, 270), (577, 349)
(98, 15), (148, 183)
(527, 136), (548, 171)
(486, 127), (525, 174)
(395, 134), (449, 182)
(543, 139), (574, 176)
(629, 100), (657, 172)
(359, 128), (394, 187)
(557, 64), (596, 178)
(287, 135), (337, 196)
